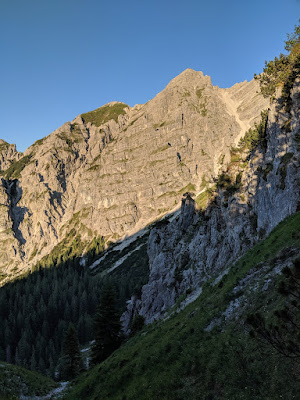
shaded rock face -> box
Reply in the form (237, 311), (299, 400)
(121, 79), (300, 333)
(0, 69), (268, 284)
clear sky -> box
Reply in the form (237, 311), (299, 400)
(1, 0), (299, 152)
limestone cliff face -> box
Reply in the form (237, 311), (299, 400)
(121, 79), (300, 332)
(0, 69), (268, 284)
(0, 140), (21, 170)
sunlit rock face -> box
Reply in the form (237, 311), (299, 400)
(0, 69), (269, 284)
(121, 79), (300, 332)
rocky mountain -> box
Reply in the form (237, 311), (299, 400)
(0, 140), (21, 170)
(61, 33), (300, 399)
(122, 77), (300, 331)
(0, 69), (268, 284)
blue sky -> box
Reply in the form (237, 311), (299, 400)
(1, 0), (299, 152)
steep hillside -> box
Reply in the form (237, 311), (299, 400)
(0, 70), (268, 284)
(63, 211), (300, 400)
(0, 361), (57, 399)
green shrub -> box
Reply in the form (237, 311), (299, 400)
(196, 88), (204, 98)
(255, 20), (300, 109)
(238, 110), (268, 152)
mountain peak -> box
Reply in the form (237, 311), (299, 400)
(168, 68), (212, 88)
(178, 68), (203, 77)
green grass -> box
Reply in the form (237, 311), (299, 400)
(63, 212), (300, 400)
(81, 103), (128, 127)
(32, 137), (46, 147)
(0, 362), (56, 399)
(179, 183), (196, 195)
(158, 191), (177, 199)
(195, 190), (209, 209)
(200, 101), (207, 117)
(196, 88), (204, 98)
(156, 183), (195, 199)
(1, 154), (33, 179)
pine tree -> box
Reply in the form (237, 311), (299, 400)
(91, 284), (122, 365)
(61, 323), (82, 379)
(30, 347), (36, 371)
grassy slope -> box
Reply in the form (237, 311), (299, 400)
(0, 362), (57, 399)
(64, 212), (300, 400)
(81, 103), (128, 127)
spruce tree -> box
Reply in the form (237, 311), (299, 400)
(61, 323), (82, 379)
(91, 284), (122, 365)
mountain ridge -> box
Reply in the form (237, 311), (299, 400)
(0, 69), (269, 285)
(121, 77), (300, 330)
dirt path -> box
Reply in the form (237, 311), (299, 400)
(20, 381), (69, 400)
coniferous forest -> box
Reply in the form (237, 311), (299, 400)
(0, 237), (149, 378)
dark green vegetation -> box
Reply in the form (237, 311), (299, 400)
(0, 140), (10, 152)
(61, 323), (83, 380)
(81, 103), (128, 127)
(247, 256), (300, 359)
(0, 154), (33, 179)
(32, 231), (104, 272)
(255, 20), (300, 107)
(64, 212), (300, 400)
(0, 234), (149, 378)
(56, 124), (84, 152)
(91, 285), (122, 365)
(238, 110), (268, 153)
(195, 189), (210, 209)
(0, 362), (56, 399)
(216, 171), (243, 198)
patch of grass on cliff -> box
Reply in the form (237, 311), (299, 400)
(81, 103), (128, 127)
(1, 154), (33, 179)
(196, 88), (204, 98)
(179, 183), (196, 195)
(0, 141), (10, 152)
(32, 137), (46, 147)
(195, 190), (209, 209)
(0, 362), (56, 398)
(56, 127), (84, 152)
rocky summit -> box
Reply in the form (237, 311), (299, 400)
(0, 69), (268, 284)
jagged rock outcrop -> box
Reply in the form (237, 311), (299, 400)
(0, 69), (268, 284)
(0, 140), (21, 170)
(121, 78), (300, 332)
